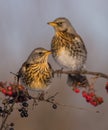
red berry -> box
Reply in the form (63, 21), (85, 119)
(7, 91), (13, 96)
(89, 92), (95, 97)
(2, 88), (7, 95)
(7, 86), (13, 91)
(90, 101), (97, 106)
(82, 91), (87, 98)
(74, 88), (80, 93)
(86, 95), (92, 102)
(97, 97), (103, 104)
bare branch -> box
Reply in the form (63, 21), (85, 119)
(54, 70), (108, 79)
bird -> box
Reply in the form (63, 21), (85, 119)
(18, 47), (53, 93)
(48, 17), (89, 87)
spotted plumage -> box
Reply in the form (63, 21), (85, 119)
(48, 17), (88, 87)
(51, 31), (87, 70)
(18, 48), (53, 91)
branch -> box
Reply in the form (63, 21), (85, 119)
(54, 69), (108, 79)
(0, 97), (17, 130)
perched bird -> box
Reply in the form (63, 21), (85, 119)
(18, 48), (53, 92)
(48, 17), (88, 87)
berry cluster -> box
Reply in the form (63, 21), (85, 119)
(1, 86), (13, 96)
(18, 107), (28, 118)
(0, 82), (31, 129)
(0, 82), (29, 103)
(18, 101), (29, 118)
(71, 84), (104, 107)
(82, 91), (103, 106)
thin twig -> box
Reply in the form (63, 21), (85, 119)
(54, 70), (108, 79)
(56, 102), (100, 113)
(0, 98), (16, 130)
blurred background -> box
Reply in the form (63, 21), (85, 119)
(0, 0), (108, 130)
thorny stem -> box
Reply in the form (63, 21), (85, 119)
(0, 96), (17, 130)
(54, 69), (108, 79)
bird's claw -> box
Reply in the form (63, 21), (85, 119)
(55, 68), (63, 78)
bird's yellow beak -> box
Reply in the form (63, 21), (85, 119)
(46, 50), (52, 55)
(47, 22), (57, 27)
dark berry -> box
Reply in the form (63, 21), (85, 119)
(20, 112), (25, 118)
(23, 110), (28, 114)
(22, 102), (28, 107)
(18, 108), (22, 112)
(52, 104), (57, 109)
(10, 123), (14, 127)
(17, 96), (27, 102)
(0, 107), (2, 113)
(12, 92), (17, 97)
(24, 112), (28, 117)
(9, 128), (14, 130)
(9, 99), (14, 104)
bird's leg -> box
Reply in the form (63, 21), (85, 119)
(38, 91), (45, 101)
(56, 67), (63, 78)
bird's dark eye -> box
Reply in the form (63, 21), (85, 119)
(38, 52), (43, 56)
(57, 22), (63, 26)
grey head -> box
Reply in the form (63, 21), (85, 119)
(26, 47), (51, 64)
(48, 17), (77, 34)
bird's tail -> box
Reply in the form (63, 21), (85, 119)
(67, 74), (89, 88)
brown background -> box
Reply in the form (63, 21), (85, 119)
(0, 0), (108, 130)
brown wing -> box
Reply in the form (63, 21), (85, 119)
(51, 31), (87, 67)
(61, 32), (87, 55)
